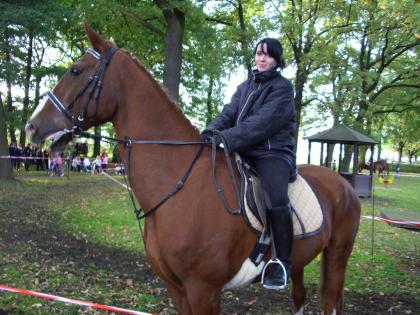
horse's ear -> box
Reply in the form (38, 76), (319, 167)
(84, 22), (111, 55)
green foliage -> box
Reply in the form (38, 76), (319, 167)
(0, 0), (418, 160)
(383, 109), (420, 161)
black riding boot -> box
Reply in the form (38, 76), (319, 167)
(262, 204), (293, 290)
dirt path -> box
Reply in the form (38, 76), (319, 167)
(0, 175), (417, 314)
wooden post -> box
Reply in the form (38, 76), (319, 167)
(339, 143), (343, 173)
(308, 141), (312, 164)
(352, 143), (359, 187)
(369, 145), (374, 176)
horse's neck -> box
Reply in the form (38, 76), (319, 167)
(113, 65), (195, 140)
(112, 65), (199, 210)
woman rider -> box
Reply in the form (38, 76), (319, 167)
(201, 38), (296, 290)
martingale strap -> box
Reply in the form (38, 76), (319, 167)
(134, 143), (205, 220)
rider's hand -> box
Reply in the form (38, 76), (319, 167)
(200, 130), (214, 143)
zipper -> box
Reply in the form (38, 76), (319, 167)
(236, 83), (261, 125)
(267, 137), (271, 150)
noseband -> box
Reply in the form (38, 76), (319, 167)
(47, 47), (119, 131)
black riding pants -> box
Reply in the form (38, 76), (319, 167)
(250, 156), (292, 209)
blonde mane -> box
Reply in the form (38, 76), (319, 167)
(121, 49), (199, 135)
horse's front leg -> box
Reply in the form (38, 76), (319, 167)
(184, 278), (221, 315)
(165, 282), (192, 315)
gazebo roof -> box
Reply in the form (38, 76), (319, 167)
(305, 124), (378, 145)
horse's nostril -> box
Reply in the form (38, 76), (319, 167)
(25, 123), (36, 134)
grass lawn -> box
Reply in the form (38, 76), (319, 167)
(0, 171), (418, 314)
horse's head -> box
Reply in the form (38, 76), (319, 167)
(26, 23), (118, 152)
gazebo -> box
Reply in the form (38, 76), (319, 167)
(305, 124), (378, 197)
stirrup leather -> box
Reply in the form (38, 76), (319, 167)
(261, 258), (288, 290)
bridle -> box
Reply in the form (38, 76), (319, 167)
(45, 46), (241, 224)
(47, 47), (119, 132)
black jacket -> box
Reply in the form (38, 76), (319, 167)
(205, 69), (296, 163)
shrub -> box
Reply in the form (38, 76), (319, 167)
(388, 163), (420, 173)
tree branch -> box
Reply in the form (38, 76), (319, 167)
(373, 96), (420, 114)
(120, 9), (164, 36)
(373, 105), (419, 114)
(205, 17), (233, 26)
(370, 78), (420, 103)
(302, 97), (319, 107)
(380, 40), (420, 71)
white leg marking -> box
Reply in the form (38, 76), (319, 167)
(294, 306), (304, 315)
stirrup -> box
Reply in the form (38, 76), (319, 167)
(261, 258), (288, 290)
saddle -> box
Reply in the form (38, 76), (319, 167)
(222, 156), (324, 290)
(236, 155), (324, 264)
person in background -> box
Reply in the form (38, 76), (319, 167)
(52, 152), (63, 177)
(23, 144), (33, 171)
(72, 155), (82, 172)
(101, 150), (108, 172)
(8, 142), (17, 169)
(82, 156), (91, 172)
(91, 155), (102, 175)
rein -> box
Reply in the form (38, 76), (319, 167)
(72, 130), (241, 219)
(46, 46), (241, 223)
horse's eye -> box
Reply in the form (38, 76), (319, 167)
(70, 67), (82, 76)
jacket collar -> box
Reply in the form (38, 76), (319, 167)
(252, 69), (280, 83)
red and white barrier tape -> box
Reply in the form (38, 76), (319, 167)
(361, 215), (420, 227)
(0, 285), (154, 315)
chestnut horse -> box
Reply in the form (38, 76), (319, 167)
(26, 25), (360, 315)
(373, 159), (390, 176)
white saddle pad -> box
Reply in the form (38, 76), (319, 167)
(244, 174), (324, 239)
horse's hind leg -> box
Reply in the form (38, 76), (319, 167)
(291, 266), (306, 314)
(321, 243), (354, 315)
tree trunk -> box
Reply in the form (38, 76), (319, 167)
(0, 93), (14, 180)
(205, 75), (214, 125)
(237, 0), (252, 77)
(341, 145), (354, 173)
(155, 0), (185, 103)
(377, 141), (382, 161)
(359, 146), (368, 164)
(19, 31), (34, 148)
(93, 126), (101, 157)
(3, 28), (17, 145)
(397, 143), (404, 164)
(325, 143), (335, 168)
(293, 64), (308, 141)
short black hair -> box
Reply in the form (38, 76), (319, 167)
(254, 38), (286, 70)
